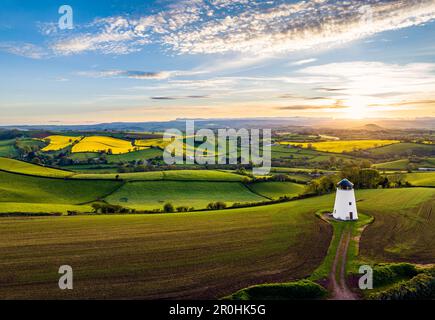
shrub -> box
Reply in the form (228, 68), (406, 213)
(369, 273), (435, 300)
(176, 206), (190, 212)
(206, 201), (227, 210)
(372, 263), (418, 288)
(225, 280), (327, 300)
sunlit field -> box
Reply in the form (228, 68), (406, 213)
(41, 135), (81, 151)
(280, 140), (400, 153)
(71, 136), (146, 154)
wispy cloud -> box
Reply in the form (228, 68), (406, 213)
(46, 0), (435, 57)
(289, 59), (318, 66)
(77, 70), (173, 80)
(0, 42), (48, 59)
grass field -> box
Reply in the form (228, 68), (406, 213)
(41, 135), (81, 151)
(72, 136), (146, 154)
(402, 172), (435, 187)
(280, 140), (399, 153)
(105, 181), (267, 210)
(0, 157), (74, 178)
(0, 139), (18, 157)
(0, 171), (121, 211)
(374, 159), (409, 170)
(2, 188), (434, 299)
(72, 170), (245, 182)
(367, 143), (435, 157)
(249, 182), (306, 199)
(0, 196), (333, 299)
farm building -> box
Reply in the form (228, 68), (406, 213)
(333, 179), (358, 221)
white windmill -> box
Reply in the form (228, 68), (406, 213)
(333, 179), (358, 221)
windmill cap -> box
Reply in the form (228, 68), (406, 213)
(337, 178), (354, 189)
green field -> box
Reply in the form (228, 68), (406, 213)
(105, 181), (266, 210)
(358, 188), (435, 263)
(375, 158), (435, 170)
(249, 182), (306, 199)
(73, 170), (245, 182)
(0, 196), (333, 299)
(1, 188), (434, 299)
(367, 143), (435, 157)
(0, 157), (73, 178)
(403, 172), (435, 187)
(0, 171), (121, 212)
(106, 148), (162, 162)
(0, 140), (18, 158)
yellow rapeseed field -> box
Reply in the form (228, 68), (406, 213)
(280, 140), (400, 153)
(41, 135), (82, 151)
(72, 136), (146, 154)
(135, 138), (170, 149)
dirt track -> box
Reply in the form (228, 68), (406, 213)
(329, 228), (357, 300)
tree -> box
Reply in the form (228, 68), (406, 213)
(163, 203), (175, 213)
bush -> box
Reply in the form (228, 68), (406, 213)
(206, 201), (227, 210)
(163, 203), (175, 213)
(372, 263), (418, 287)
(176, 206), (190, 212)
(225, 280), (327, 300)
(369, 273), (435, 300)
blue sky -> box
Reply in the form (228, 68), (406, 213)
(1, 0), (435, 124)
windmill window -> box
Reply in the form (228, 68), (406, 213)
(349, 202), (352, 205)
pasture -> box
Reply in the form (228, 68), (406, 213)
(0, 139), (18, 158)
(280, 140), (399, 153)
(249, 182), (306, 199)
(105, 181), (266, 210)
(367, 143), (435, 158)
(403, 172), (435, 187)
(0, 157), (74, 178)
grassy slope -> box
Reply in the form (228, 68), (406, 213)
(0, 171), (122, 211)
(249, 182), (306, 199)
(105, 181), (266, 210)
(0, 197), (333, 299)
(0, 157), (74, 178)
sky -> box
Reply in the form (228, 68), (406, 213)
(1, 0), (435, 125)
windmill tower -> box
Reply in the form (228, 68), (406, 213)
(333, 179), (358, 221)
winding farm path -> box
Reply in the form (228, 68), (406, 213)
(329, 228), (357, 300)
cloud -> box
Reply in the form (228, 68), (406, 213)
(77, 70), (172, 80)
(0, 42), (48, 59)
(289, 59), (318, 66)
(151, 95), (209, 100)
(278, 101), (349, 111)
(47, 0), (435, 56)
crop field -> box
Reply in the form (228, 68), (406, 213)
(105, 181), (267, 210)
(0, 196), (333, 299)
(249, 182), (306, 199)
(71, 136), (146, 154)
(0, 139), (18, 157)
(135, 138), (169, 149)
(280, 140), (399, 153)
(41, 135), (81, 151)
(0, 157), (74, 178)
(358, 188), (435, 263)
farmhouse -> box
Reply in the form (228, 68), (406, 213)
(333, 179), (358, 221)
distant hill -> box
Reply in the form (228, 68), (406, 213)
(360, 124), (384, 131)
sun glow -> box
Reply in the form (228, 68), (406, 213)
(344, 97), (369, 119)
